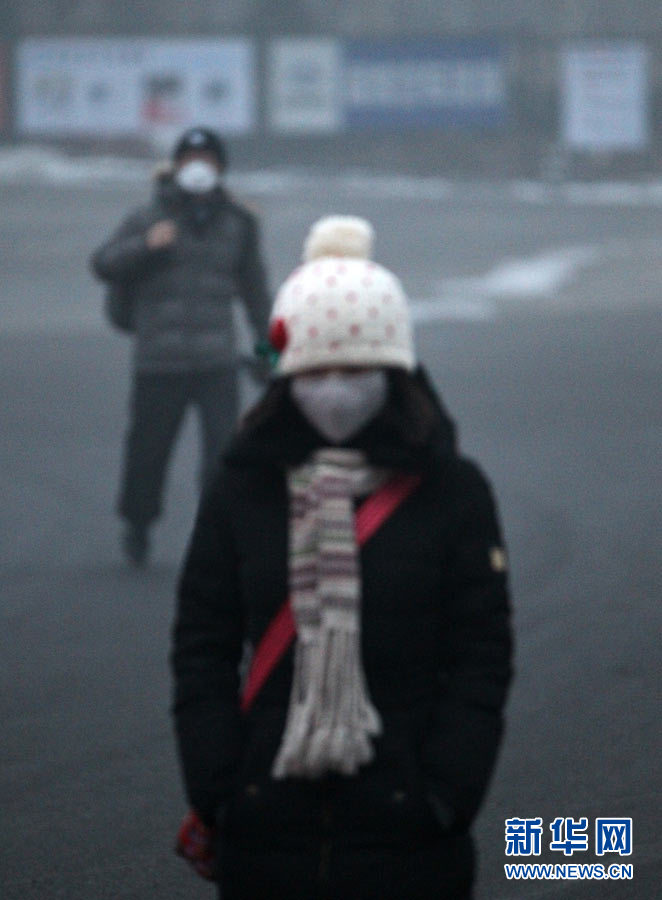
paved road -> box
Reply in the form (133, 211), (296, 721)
(1, 175), (660, 898)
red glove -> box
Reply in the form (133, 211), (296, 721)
(175, 809), (216, 881)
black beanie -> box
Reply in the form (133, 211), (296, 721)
(173, 127), (227, 170)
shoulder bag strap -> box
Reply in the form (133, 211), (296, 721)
(240, 472), (422, 713)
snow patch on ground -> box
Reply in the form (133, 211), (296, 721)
(512, 179), (662, 207)
(3, 146), (662, 206)
(0, 146), (453, 199)
(0, 146), (151, 185)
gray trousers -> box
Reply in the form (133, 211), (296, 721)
(118, 367), (238, 526)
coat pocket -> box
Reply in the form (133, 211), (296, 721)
(225, 709), (321, 843)
(333, 709), (440, 844)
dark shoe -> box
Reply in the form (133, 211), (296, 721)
(122, 524), (150, 567)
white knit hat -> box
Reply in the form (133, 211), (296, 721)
(269, 216), (416, 375)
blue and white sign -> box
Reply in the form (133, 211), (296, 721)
(344, 40), (506, 129)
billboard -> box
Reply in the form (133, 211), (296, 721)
(138, 40), (256, 139)
(344, 40), (506, 129)
(561, 42), (649, 151)
(268, 38), (341, 134)
(16, 38), (256, 139)
(16, 38), (142, 136)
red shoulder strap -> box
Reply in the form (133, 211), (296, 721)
(239, 472), (421, 713)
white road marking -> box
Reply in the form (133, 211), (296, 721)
(411, 246), (602, 323)
(3, 240), (656, 335)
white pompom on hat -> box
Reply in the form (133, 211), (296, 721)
(269, 216), (416, 375)
(302, 215), (375, 262)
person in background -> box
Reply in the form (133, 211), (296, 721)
(171, 216), (513, 899)
(91, 127), (271, 566)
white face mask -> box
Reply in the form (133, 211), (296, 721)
(290, 370), (388, 445)
(175, 160), (219, 194)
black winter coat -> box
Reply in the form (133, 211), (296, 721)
(91, 174), (270, 372)
(171, 371), (513, 900)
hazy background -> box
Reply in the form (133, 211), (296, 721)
(1, 3), (660, 899)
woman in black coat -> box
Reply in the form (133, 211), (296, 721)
(171, 216), (513, 900)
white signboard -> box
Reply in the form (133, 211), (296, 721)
(561, 43), (648, 151)
(16, 38), (143, 135)
(268, 38), (341, 133)
(139, 40), (256, 139)
(16, 38), (256, 139)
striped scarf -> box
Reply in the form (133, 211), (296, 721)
(271, 448), (387, 779)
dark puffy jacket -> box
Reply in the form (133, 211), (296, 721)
(171, 370), (513, 900)
(90, 173), (270, 372)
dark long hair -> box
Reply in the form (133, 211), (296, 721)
(240, 367), (445, 451)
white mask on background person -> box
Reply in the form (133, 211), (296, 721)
(175, 160), (219, 194)
(290, 370), (388, 445)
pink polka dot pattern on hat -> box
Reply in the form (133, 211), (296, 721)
(270, 252), (415, 374)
